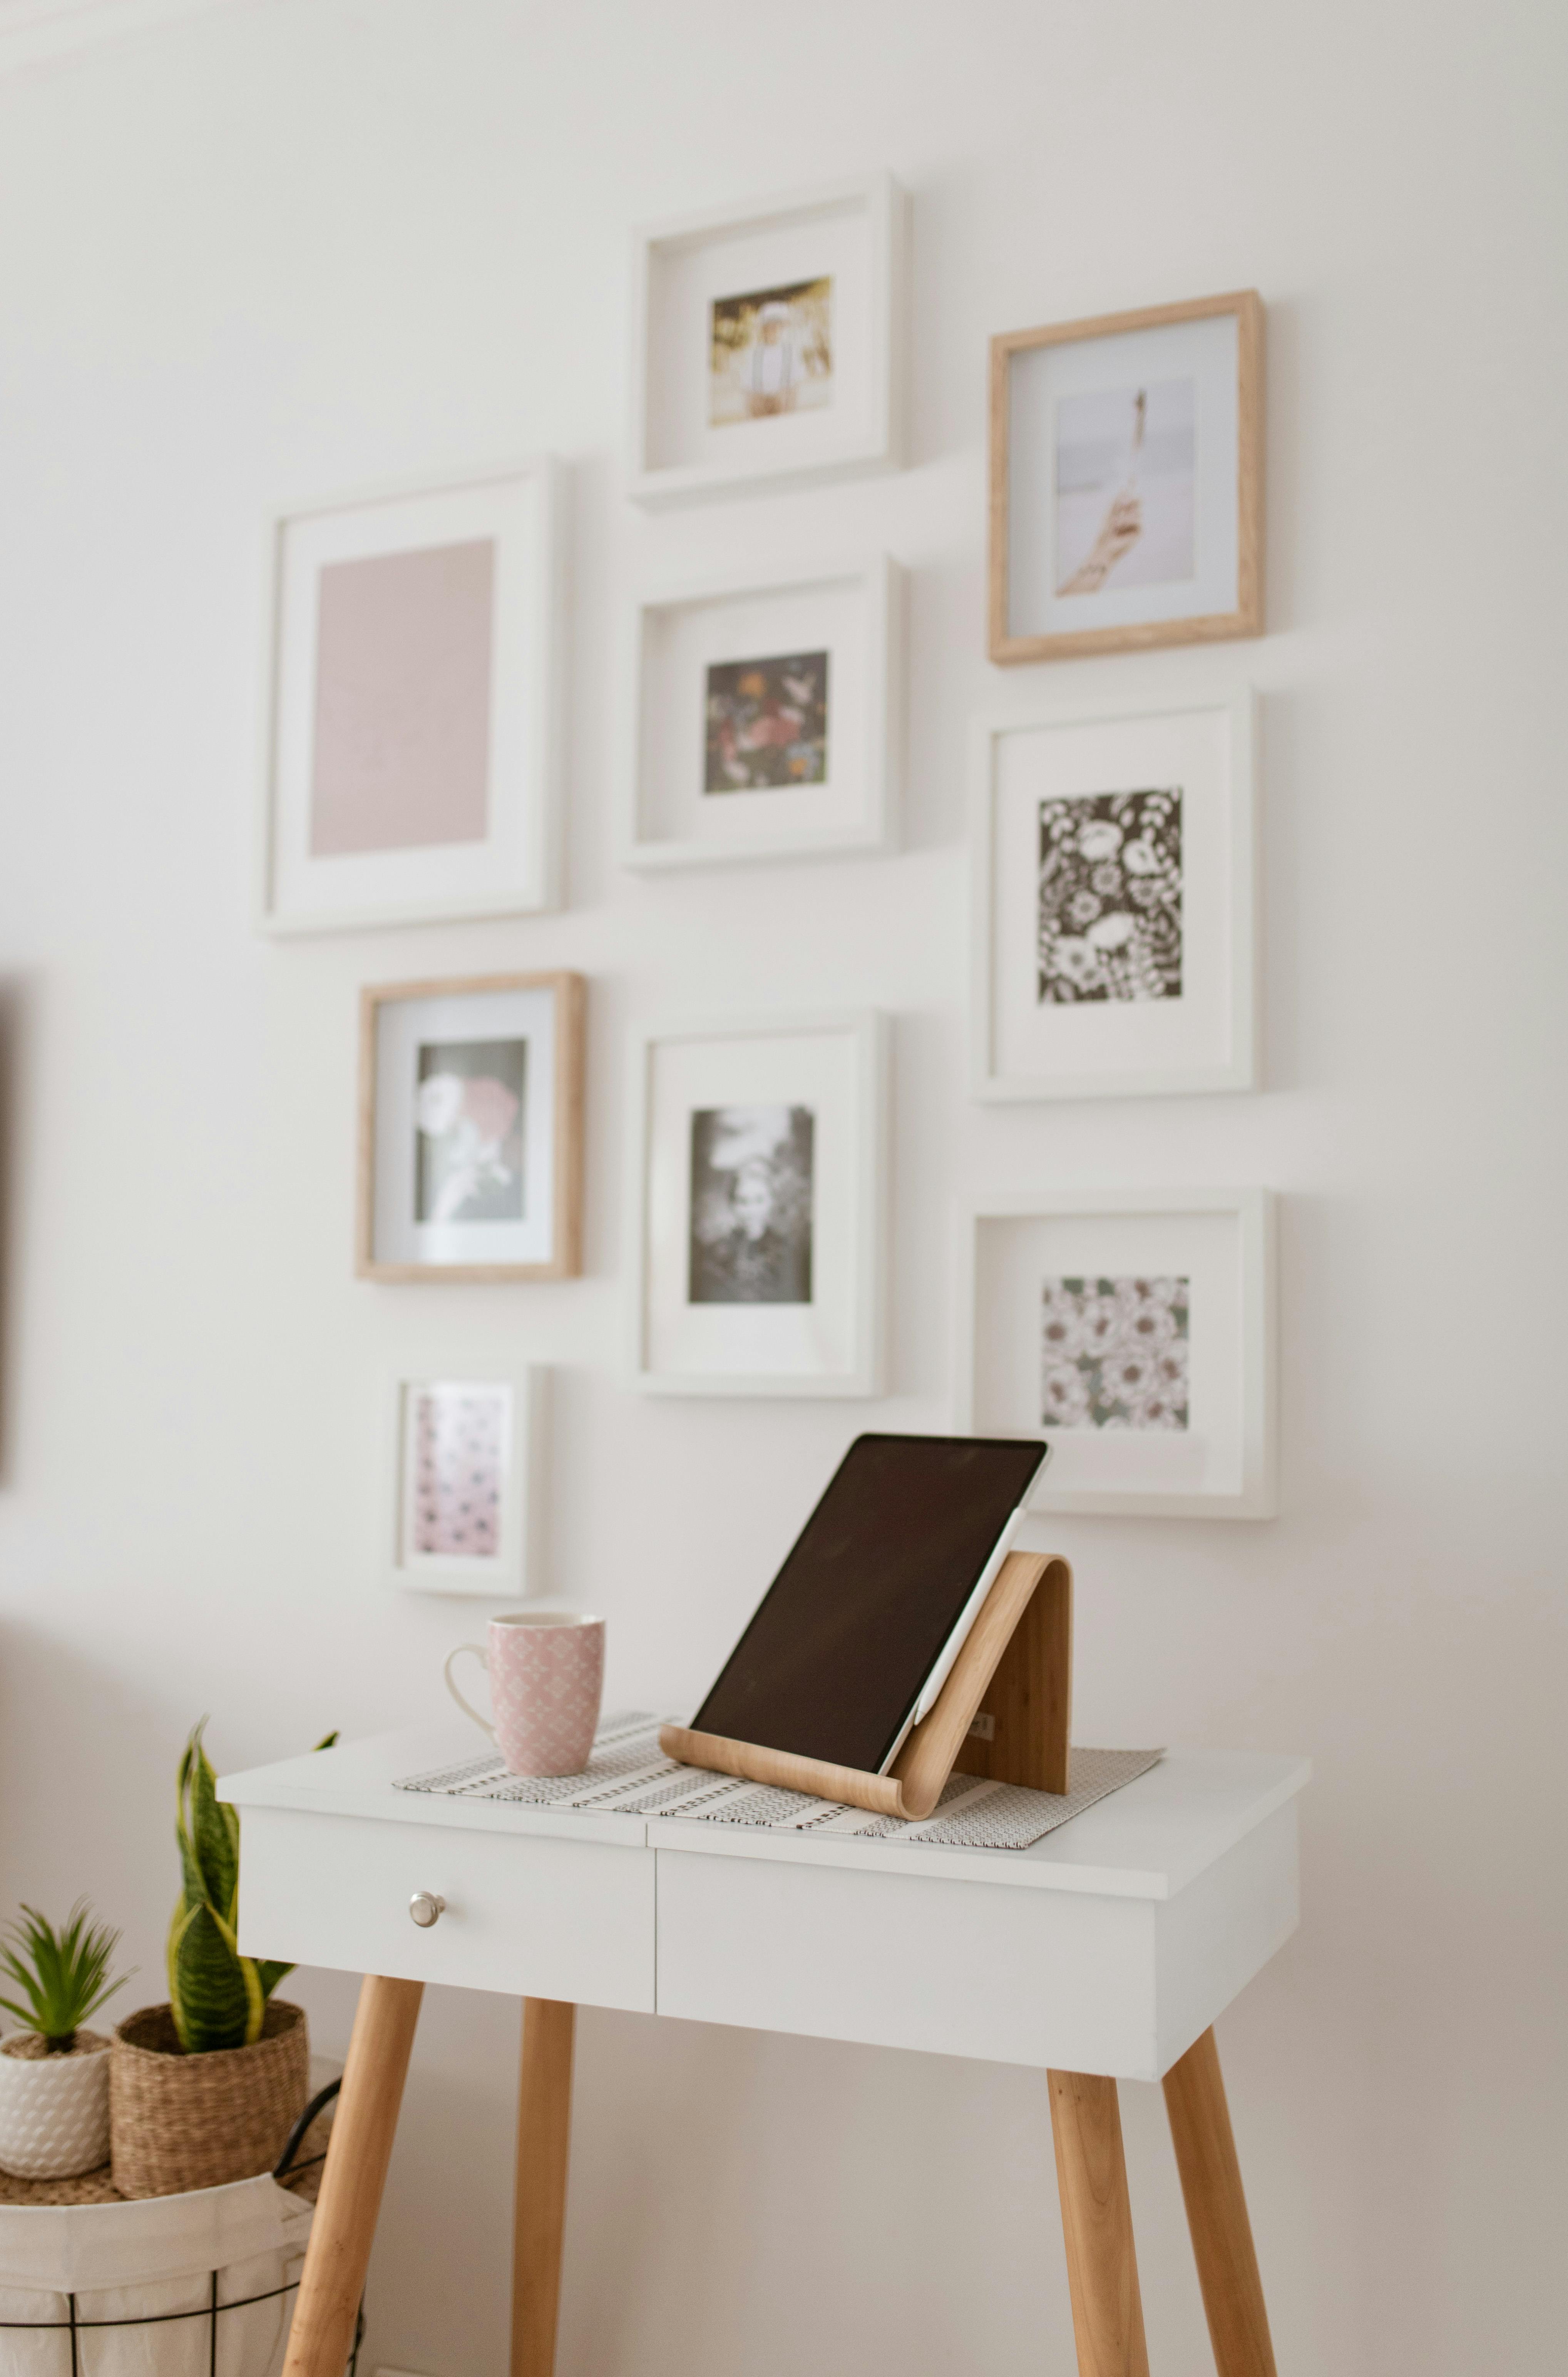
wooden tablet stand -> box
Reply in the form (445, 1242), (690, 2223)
(659, 1552), (1071, 1822)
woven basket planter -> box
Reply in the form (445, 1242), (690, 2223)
(110, 2002), (309, 2201)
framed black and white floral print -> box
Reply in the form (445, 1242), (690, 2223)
(956, 1188), (1277, 1519)
(970, 693), (1257, 1100)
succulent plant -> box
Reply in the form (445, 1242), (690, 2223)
(0, 1901), (132, 2050)
(168, 1719), (337, 2054)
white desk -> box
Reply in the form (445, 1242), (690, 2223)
(222, 1725), (1308, 2377)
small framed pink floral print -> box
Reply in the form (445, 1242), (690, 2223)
(388, 1367), (547, 1597)
(956, 1188), (1276, 1519)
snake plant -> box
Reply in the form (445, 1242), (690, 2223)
(168, 1719), (337, 2055)
(0, 1901), (132, 2049)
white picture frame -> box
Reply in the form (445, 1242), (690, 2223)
(629, 1010), (887, 1397)
(385, 1366), (547, 1598)
(257, 457), (566, 936)
(971, 692), (1258, 1101)
(620, 554), (904, 871)
(629, 172), (907, 507)
(956, 1187), (1277, 1519)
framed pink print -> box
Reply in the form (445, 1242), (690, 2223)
(259, 458), (564, 935)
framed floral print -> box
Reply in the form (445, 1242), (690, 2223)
(357, 972), (584, 1283)
(621, 554), (903, 869)
(971, 692), (1257, 1099)
(629, 1010), (887, 1395)
(629, 174), (907, 506)
(989, 291), (1263, 663)
(258, 457), (565, 934)
(956, 1187), (1277, 1519)
(387, 1366), (547, 1597)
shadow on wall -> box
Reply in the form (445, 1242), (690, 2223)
(0, 972), (33, 1488)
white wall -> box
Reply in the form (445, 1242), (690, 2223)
(1, 2), (1564, 2370)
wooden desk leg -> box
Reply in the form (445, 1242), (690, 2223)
(1162, 2028), (1278, 2377)
(1048, 2069), (1151, 2377)
(283, 1974), (424, 2377)
(511, 1997), (576, 2377)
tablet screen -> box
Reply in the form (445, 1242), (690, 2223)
(690, 1433), (1048, 1774)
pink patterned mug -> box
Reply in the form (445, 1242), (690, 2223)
(444, 1612), (606, 1777)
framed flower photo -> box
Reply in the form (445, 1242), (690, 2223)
(387, 1367), (547, 1597)
(258, 458), (564, 935)
(629, 173), (907, 506)
(630, 1011), (886, 1396)
(357, 972), (585, 1283)
(989, 291), (1263, 664)
(956, 1188), (1277, 1519)
(971, 693), (1257, 1099)
(621, 555), (903, 869)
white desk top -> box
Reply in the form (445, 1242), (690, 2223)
(221, 1722), (1309, 1904)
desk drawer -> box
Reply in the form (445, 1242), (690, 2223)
(655, 1847), (1156, 2073)
(236, 1808), (655, 2013)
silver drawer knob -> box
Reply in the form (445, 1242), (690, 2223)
(408, 1891), (446, 1929)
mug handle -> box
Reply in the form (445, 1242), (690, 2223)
(443, 1644), (495, 1739)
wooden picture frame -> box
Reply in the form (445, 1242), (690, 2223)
(989, 290), (1263, 665)
(356, 972), (584, 1284)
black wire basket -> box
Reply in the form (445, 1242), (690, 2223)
(0, 2079), (363, 2376)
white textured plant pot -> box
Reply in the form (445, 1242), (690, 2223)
(0, 2032), (112, 2179)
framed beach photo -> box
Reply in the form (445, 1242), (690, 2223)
(629, 174), (907, 505)
(258, 458), (564, 934)
(989, 292), (1263, 664)
(630, 1011), (887, 1396)
(357, 972), (584, 1283)
(387, 1366), (547, 1597)
(956, 1188), (1276, 1519)
(972, 693), (1257, 1099)
(621, 555), (903, 869)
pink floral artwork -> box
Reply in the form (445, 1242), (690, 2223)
(408, 1383), (509, 1559)
(1041, 1276), (1190, 1431)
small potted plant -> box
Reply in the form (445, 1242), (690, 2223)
(110, 1719), (332, 2199)
(0, 1901), (132, 2178)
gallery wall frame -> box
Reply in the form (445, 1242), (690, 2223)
(955, 1186), (1277, 1519)
(971, 689), (1258, 1101)
(988, 290), (1264, 664)
(620, 553), (905, 870)
(628, 1008), (888, 1397)
(385, 1363), (548, 1599)
(629, 172), (908, 506)
(257, 456), (566, 935)
(357, 971), (585, 1284)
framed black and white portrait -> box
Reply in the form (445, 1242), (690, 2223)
(357, 972), (584, 1282)
(629, 174), (907, 506)
(630, 1011), (886, 1395)
(971, 693), (1257, 1100)
(956, 1187), (1276, 1519)
(621, 555), (902, 869)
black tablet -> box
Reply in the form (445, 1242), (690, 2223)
(690, 1433), (1049, 1775)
